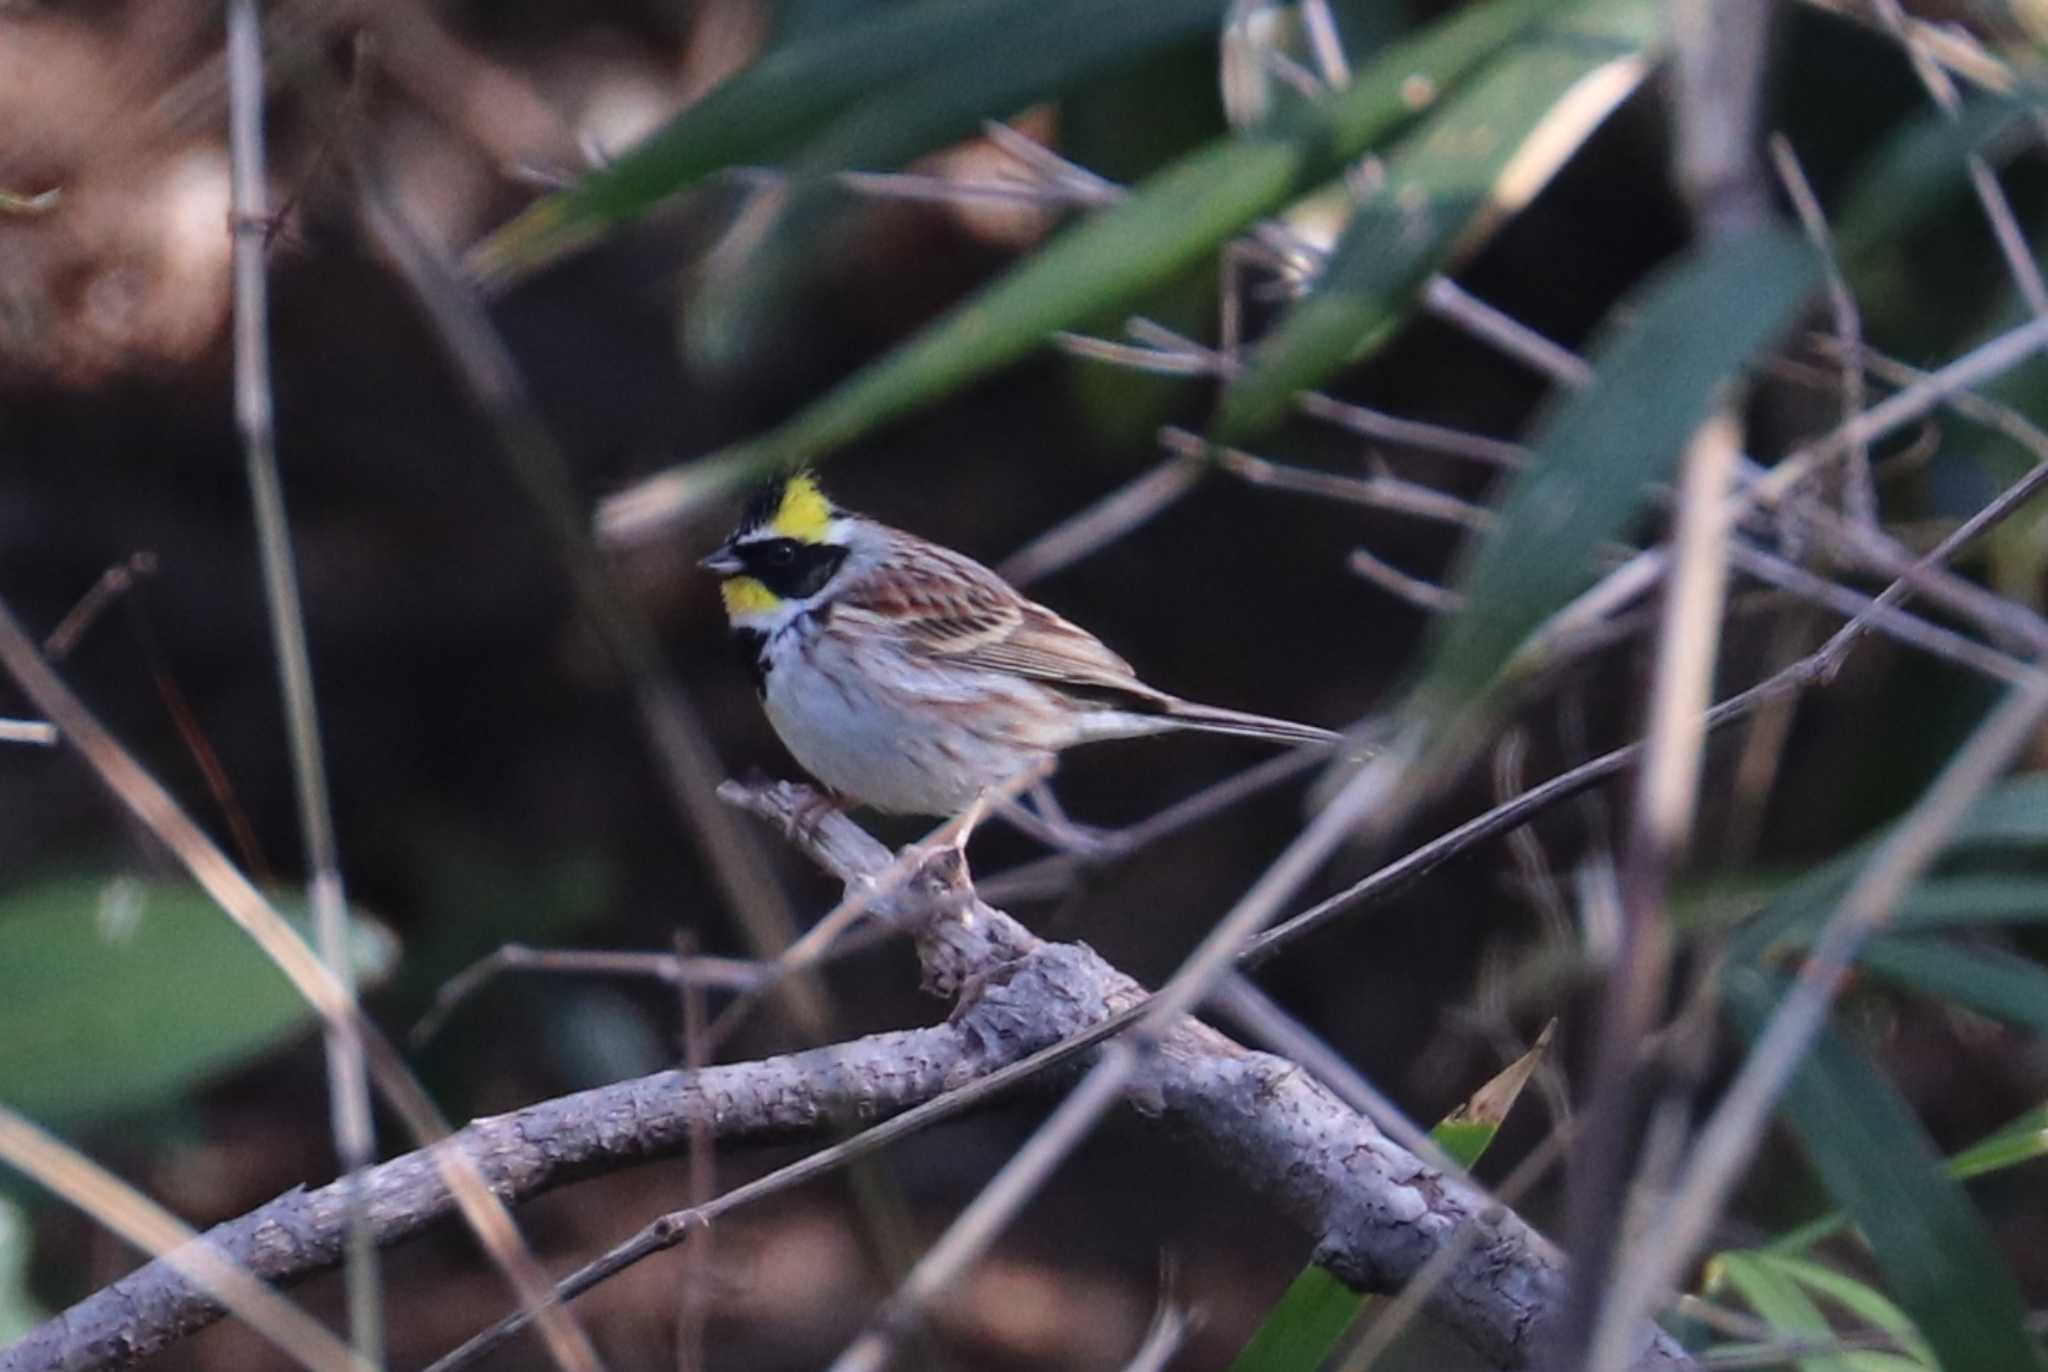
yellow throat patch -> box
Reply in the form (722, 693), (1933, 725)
(721, 577), (780, 617)
(768, 472), (833, 542)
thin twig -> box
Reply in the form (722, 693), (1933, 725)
(996, 455), (1208, 587)
(225, 2), (381, 1357)
(1727, 541), (2031, 683)
(0, 1107), (367, 1372)
(411, 944), (772, 1048)
(1423, 276), (1593, 387)
(826, 1042), (1142, 1372)
(0, 718), (57, 745)
(1349, 544), (1465, 612)
(1769, 135), (1873, 528)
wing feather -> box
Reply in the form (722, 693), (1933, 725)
(840, 534), (1167, 705)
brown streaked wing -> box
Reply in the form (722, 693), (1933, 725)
(844, 533), (1163, 701)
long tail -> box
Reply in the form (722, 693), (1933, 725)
(1160, 698), (1341, 745)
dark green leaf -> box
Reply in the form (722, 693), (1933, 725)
(1213, 0), (1655, 441)
(1409, 228), (1819, 724)
(1723, 968), (2043, 1372)
(0, 876), (398, 1127)
(1833, 94), (2033, 272)
(1731, 775), (2048, 962)
(1856, 936), (2048, 1037)
(686, 0), (1237, 369)
(474, 0), (1114, 281)
(597, 0), (1565, 538)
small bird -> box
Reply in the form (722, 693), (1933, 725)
(699, 471), (1338, 830)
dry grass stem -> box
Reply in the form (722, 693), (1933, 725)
(0, 1106), (368, 1372)
(225, 3), (381, 1356)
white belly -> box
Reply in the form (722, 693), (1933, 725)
(758, 621), (1060, 816)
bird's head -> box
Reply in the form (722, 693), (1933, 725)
(699, 470), (856, 630)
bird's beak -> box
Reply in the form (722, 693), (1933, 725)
(698, 546), (744, 576)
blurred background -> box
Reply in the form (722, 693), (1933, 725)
(5, 0), (2048, 1368)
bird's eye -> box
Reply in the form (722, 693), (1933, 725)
(765, 543), (797, 567)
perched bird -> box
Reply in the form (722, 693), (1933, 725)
(699, 471), (1338, 829)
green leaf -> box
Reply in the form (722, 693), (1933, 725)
(596, 0), (1565, 540)
(1213, 0), (1656, 441)
(0, 875), (399, 1127)
(1768, 1100), (2048, 1256)
(1832, 93), (2033, 272)
(1723, 968), (2044, 1372)
(686, 0), (1237, 369)
(1409, 228), (1819, 724)
(1855, 936), (2048, 1037)
(1762, 1253), (1935, 1368)
(1731, 777), (2048, 964)
(1225, 1021), (1555, 1371)
(1948, 1103), (2048, 1182)
(473, 0), (1099, 281)
(1712, 1250), (1869, 1372)
(1225, 1265), (1365, 1372)
(1894, 874), (2048, 930)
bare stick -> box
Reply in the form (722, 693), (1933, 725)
(997, 455), (1208, 586)
(1349, 545), (1465, 612)
(411, 944), (772, 1047)
(1423, 276), (1593, 387)
(1586, 669), (2048, 1371)
(1727, 541), (2031, 683)
(0, 717), (56, 744)
(225, 3), (380, 1357)
(0, 1107), (366, 1372)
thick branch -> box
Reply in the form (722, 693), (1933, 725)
(9, 782), (1694, 1372)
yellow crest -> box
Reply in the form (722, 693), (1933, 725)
(768, 472), (834, 542)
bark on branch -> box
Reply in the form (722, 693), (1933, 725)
(5, 781), (1694, 1372)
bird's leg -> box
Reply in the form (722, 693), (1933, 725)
(790, 785), (848, 847)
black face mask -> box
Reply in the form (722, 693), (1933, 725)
(734, 537), (849, 601)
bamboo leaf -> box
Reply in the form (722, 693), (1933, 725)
(1212, 0), (1655, 441)
(1409, 227), (1818, 724)
(686, 0), (1237, 369)
(1712, 1250), (1869, 1372)
(1768, 1101), (2048, 1256)
(1761, 1253), (1935, 1368)
(1856, 936), (2048, 1037)
(1722, 969), (2043, 1372)
(473, 0), (1159, 282)
(597, 0), (1565, 542)
(1949, 1103), (2048, 1182)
